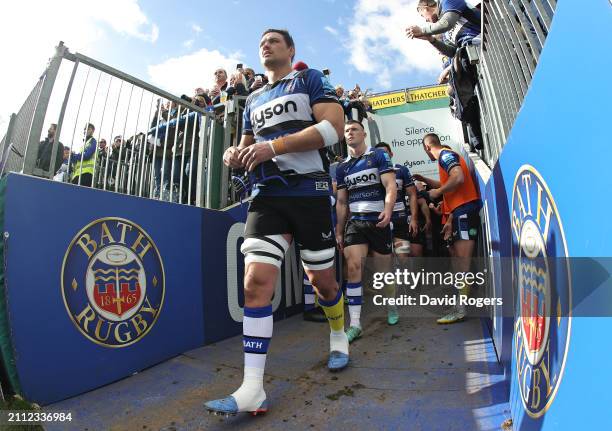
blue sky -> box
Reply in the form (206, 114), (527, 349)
(108, 0), (441, 92)
(1, 0), (454, 136)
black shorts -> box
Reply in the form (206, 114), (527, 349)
(408, 215), (427, 245)
(391, 218), (411, 241)
(393, 217), (426, 245)
(344, 219), (392, 255)
(245, 195), (335, 251)
(451, 208), (480, 243)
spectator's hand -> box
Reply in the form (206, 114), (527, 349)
(417, 34), (435, 42)
(428, 188), (442, 200)
(438, 67), (451, 84)
(223, 146), (243, 169)
(238, 142), (275, 172)
(442, 221), (452, 241)
(406, 25), (423, 39)
(209, 86), (221, 99)
(376, 208), (392, 228)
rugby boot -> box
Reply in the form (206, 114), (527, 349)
(346, 326), (362, 343)
(204, 394), (268, 417)
(387, 305), (399, 325)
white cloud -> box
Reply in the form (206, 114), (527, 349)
(0, 0), (158, 137)
(192, 24), (203, 34)
(346, 0), (443, 90)
(324, 26), (339, 36)
(147, 48), (246, 96)
(183, 39), (195, 49)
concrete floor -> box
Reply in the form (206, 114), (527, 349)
(47, 299), (510, 431)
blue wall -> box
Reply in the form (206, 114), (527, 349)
(1, 173), (303, 405)
(473, 0), (612, 429)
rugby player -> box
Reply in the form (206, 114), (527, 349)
(415, 133), (481, 323)
(374, 142), (418, 325)
(204, 29), (347, 416)
(335, 121), (397, 342)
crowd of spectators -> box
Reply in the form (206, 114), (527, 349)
(36, 62), (377, 205)
(334, 83), (372, 123)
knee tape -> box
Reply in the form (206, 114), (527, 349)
(241, 235), (289, 268)
(394, 240), (411, 255)
(301, 247), (335, 270)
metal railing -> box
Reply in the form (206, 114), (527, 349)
(476, 0), (556, 167)
(0, 42), (245, 209)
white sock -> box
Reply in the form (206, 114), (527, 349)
(349, 306), (361, 328)
(232, 367), (266, 411)
(346, 282), (362, 328)
(232, 305), (272, 411)
(330, 329), (349, 355)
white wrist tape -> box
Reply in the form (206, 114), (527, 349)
(314, 119), (339, 147)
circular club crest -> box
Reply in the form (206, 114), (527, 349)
(511, 165), (571, 418)
(61, 218), (165, 348)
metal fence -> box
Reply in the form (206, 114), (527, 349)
(0, 42), (244, 209)
(476, 0), (556, 167)
(0, 77), (45, 175)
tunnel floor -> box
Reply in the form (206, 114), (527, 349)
(47, 298), (510, 431)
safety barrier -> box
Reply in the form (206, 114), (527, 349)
(476, 0), (556, 167)
(0, 42), (247, 210)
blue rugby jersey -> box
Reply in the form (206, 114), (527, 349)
(440, 0), (481, 47)
(243, 68), (339, 197)
(336, 148), (395, 221)
(392, 163), (415, 221)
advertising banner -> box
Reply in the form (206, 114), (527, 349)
(406, 85), (448, 103)
(367, 91), (407, 110)
(368, 107), (465, 179)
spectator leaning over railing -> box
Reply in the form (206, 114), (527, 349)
(406, 1), (476, 82)
(406, 0), (481, 50)
(36, 123), (64, 174)
(407, 0), (483, 150)
(70, 123), (97, 187)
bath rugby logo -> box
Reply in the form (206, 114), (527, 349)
(61, 218), (165, 348)
(511, 165), (571, 418)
